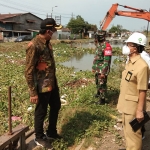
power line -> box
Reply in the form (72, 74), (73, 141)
(0, 0), (73, 16)
(0, 2), (74, 19)
(0, 0), (42, 12)
(0, 3), (46, 16)
(0, 1), (77, 26)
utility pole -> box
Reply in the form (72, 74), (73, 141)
(51, 6), (58, 18)
(55, 15), (61, 25)
(71, 13), (74, 19)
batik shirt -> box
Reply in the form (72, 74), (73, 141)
(25, 35), (57, 96)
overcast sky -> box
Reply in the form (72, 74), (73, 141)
(0, 0), (150, 31)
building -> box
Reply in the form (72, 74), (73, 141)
(0, 13), (43, 38)
(87, 31), (94, 39)
(57, 28), (71, 39)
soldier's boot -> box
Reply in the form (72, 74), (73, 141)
(94, 90), (100, 98)
(96, 98), (105, 105)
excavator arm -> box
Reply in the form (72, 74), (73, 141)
(100, 3), (150, 30)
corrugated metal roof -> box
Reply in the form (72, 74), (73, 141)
(0, 13), (24, 20)
(0, 13), (43, 21)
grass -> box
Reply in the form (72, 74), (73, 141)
(0, 40), (124, 149)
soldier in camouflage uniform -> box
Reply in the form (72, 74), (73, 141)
(25, 18), (62, 148)
(92, 30), (112, 105)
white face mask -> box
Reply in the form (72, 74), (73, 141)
(51, 31), (58, 40)
(122, 45), (130, 55)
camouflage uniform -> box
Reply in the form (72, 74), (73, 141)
(92, 42), (112, 100)
(25, 35), (61, 139)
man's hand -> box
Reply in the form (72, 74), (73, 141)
(30, 95), (38, 104)
(136, 110), (144, 122)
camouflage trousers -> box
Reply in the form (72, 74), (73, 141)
(95, 72), (107, 99)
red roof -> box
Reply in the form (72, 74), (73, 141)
(61, 28), (71, 32)
(0, 13), (23, 20)
(0, 13), (43, 21)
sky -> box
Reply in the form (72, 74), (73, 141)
(0, 0), (150, 31)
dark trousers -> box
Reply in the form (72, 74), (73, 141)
(95, 73), (108, 99)
(35, 87), (61, 138)
(141, 125), (145, 136)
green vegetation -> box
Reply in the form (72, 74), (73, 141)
(66, 15), (97, 34)
(0, 41), (124, 149)
(109, 24), (129, 34)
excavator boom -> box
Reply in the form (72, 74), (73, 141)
(100, 3), (118, 30)
(116, 11), (150, 21)
(100, 3), (150, 30)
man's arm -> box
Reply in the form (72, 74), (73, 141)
(101, 43), (112, 76)
(101, 56), (111, 75)
(25, 42), (38, 97)
(136, 65), (149, 122)
(136, 90), (147, 122)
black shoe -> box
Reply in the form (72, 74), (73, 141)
(34, 135), (49, 147)
(46, 133), (62, 140)
(96, 99), (105, 105)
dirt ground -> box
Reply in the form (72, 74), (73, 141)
(97, 98), (150, 150)
(4, 78), (150, 150)
(24, 98), (150, 150)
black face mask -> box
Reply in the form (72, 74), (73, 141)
(95, 34), (105, 43)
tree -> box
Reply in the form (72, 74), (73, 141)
(67, 15), (85, 34)
(109, 26), (118, 33)
(67, 15), (97, 34)
(109, 24), (123, 34)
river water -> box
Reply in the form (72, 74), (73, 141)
(61, 43), (123, 72)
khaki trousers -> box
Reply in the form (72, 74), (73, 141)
(122, 113), (142, 150)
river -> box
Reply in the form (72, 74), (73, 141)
(61, 43), (123, 71)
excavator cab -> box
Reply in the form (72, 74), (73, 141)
(94, 30), (106, 43)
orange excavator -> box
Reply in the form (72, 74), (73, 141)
(100, 3), (150, 31)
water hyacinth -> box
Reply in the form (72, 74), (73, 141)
(0, 41), (128, 149)
(27, 106), (33, 111)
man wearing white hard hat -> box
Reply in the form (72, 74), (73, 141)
(117, 32), (149, 150)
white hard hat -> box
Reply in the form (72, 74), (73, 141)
(125, 32), (147, 46)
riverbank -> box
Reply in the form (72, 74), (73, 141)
(0, 41), (150, 150)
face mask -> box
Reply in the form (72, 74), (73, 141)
(51, 31), (58, 40)
(122, 45), (130, 55)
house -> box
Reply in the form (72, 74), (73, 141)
(0, 13), (43, 38)
(57, 28), (71, 39)
(87, 31), (94, 39)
